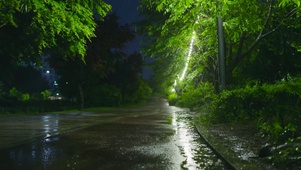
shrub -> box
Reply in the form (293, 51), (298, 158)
(210, 79), (301, 143)
(20, 93), (30, 101)
(167, 92), (177, 106)
(130, 79), (153, 104)
(9, 87), (21, 100)
(41, 90), (51, 100)
(176, 82), (215, 110)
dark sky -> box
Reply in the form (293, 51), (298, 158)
(104, 0), (152, 79)
(104, 0), (141, 54)
(104, 0), (141, 25)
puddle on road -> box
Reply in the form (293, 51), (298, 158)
(171, 110), (226, 170)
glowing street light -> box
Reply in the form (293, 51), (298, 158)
(179, 31), (196, 81)
(171, 31), (196, 92)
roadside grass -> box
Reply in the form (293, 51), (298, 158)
(0, 97), (153, 116)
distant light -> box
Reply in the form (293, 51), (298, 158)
(46, 70), (50, 74)
(66, 82), (69, 85)
(56, 93), (59, 96)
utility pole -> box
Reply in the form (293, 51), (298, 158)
(217, 17), (226, 90)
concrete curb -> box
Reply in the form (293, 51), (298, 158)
(194, 124), (261, 170)
(194, 124), (237, 170)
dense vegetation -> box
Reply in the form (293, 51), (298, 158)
(0, 1), (152, 114)
(1, 0), (301, 167)
(138, 0), (301, 168)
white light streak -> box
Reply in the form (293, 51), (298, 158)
(179, 31), (196, 81)
(171, 80), (177, 92)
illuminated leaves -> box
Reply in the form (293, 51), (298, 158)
(139, 0), (301, 89)
(0, 0), (111, 58)
(279, 0), (301, 7)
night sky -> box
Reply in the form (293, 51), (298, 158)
(104, 0), (141, 54)
(104, 0), (141, 25)
(104, 0), (152, 79)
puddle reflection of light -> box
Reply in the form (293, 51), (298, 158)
(178, 122), (196, 168)
(172, 111), (197, 169)
(172, 111), (177, 128)
(42, 115), (59, 138)
(42, 147), (53, 164)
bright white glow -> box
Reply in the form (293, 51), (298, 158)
(46, 70), (50, 74)
(171, 80), (177, 92)
(179, 31), (196, 81)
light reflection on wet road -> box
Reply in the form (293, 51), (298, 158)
(0, 98), (228, 169)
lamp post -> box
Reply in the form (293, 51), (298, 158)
(217, 16), (226, 90)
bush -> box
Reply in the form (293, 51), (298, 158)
(210, 79), (301, 143)
(167, 92), (178, 106)
(21, 93), (30, 101)
(176, 82), (215, 110)
(0, 87), (77, 114)
(41, 90), (51, 100)
(131, 79), (153, 104)
(204, 79), (301, 167)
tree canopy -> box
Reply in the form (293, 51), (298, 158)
(48, 13), (150, 108)
(0, 0), (111, 59)
(138, 0), (301, 91)
(0, 0), (111, 87)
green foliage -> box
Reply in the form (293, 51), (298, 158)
(131, 79), (153, 103)
(9, 87), (26, 101)
(20, 93), (30, 101)
(41, 90), (51, 100)
(1, 87), (78, 114)
(84, 84), (121, 107)
(210, 79), (301, 143)
(48, 13), (135, 107)
(139, 1), (301, 167)
(0, 0), (111, 60)
(9, 87), (20, 98)
(139, 0), (301, 91)
(270, 137), (301, 169)
(176, 82), (215, 110)
(167, 92), (178, 106)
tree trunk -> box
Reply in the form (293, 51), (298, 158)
(78, 83), (84, 110)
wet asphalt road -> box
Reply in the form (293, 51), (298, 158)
(0, 98), (228, 170)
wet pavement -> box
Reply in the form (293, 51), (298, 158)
(0, 98), (229, 169)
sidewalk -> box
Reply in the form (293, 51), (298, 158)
(195, 123), (276, 170)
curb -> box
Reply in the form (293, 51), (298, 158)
(194, 124), (262, 170)
(194, 124), (238, 170)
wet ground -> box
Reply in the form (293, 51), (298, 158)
(0, 98), (229, 170)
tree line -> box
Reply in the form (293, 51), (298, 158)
(0, 0), (152, 113)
